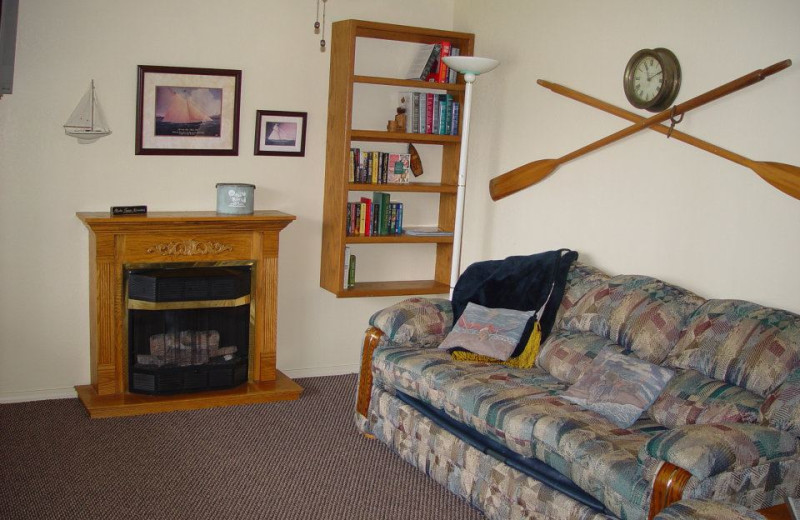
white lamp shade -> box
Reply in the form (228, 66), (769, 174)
(442, 56), (500, 76)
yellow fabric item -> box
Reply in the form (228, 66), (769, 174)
(450, 321), (542, 369)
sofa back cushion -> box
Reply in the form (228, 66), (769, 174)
(536, 329), (624, 384)
(554, 262), (610, 327)
(760, 367), (800, 436)
(559, 275), (705, 365)
(667, 299), (800, 397)
(648, 368), (764, 428)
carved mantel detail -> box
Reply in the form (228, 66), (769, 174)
(146, 239), (234, 256)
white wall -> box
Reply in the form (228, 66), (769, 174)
(3, 0), (799, 401)
(0, 0), (456, 400)
(454, 0), (800, 313)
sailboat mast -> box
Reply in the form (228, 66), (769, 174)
(90, 80), (95, 129)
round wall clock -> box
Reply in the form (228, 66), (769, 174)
(623, 48), (681, 112)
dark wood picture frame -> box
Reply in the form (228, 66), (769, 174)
(135, 65), (242, 156)
(254, 110), (307, 157)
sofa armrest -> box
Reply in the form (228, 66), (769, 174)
(640, 423), (799, 480)
(368, 297), (453, 346)
(653, 499), (767, 520)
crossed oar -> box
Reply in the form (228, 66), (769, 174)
(489, 59), (799, 201)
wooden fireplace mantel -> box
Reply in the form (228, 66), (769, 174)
(75, 210), (302, 418)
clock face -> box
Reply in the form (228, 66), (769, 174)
(623, 48), (681, 112)
(631, 55), (664, 103)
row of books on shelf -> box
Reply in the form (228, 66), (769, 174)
(349, 149), (411, 184)
(398, 91), (460, 136)
(346, 192), (404, 236)
(406, 40), (461, 84)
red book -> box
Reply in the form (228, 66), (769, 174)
(425, 93), (433, 134)
(360, 197), (372, 236)
(436, 41), (451, 83)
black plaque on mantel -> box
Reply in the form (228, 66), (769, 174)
(111, 205), (147, 216)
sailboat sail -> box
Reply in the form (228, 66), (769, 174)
(64, 80), (111, 142)
(162, 91), (212, 124)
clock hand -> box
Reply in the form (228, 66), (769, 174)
(648, 70), (663, 81)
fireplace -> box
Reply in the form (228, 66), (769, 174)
(126, 264), (253, 395)
(76, 210), (302, 418)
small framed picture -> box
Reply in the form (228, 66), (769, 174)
(135, 65), (242, 155)
(254, 110), (307, 157)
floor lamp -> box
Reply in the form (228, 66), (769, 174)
(442, 56), (500, 298)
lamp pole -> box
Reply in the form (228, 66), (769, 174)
(442, 56), (499, 298)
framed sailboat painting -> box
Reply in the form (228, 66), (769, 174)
(135, 65), (241, 155)
(254, 110), (307, 157)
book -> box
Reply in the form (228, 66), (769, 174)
(448, 47), (460, 83)
(397, 92), (414, 133)
(404, 226), (454, 237)
(347, 254), (356, 288)
(435, 41), (452, 83)
(405, 43), (441, 81)
(360, 197), (372, 236)
(387, 153), (411, 184)
(372, 192), (391, 235)
(343, 246), (351, 290)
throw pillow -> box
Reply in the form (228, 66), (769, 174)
(561, 348), (675, 428)
(438, 302), (535, 361)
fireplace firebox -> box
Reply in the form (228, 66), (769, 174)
(126, 265), (253, 395)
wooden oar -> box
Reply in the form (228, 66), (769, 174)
(489, 59), (792, 201)
(538, 79), (800, 201)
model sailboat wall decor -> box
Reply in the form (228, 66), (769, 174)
(64, 80), (111, 143)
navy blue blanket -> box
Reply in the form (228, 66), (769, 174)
(451, 249), (578, 350)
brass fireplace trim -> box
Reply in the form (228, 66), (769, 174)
(122, 260), (258, 392)
(127, 295), (251, 311)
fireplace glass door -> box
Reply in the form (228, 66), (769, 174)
(126, 265), (252, 395)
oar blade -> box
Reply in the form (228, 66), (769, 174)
(757, 162), (800, 201)
(489, 159), (559, 201)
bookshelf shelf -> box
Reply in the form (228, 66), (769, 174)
(350, 129), (460, 144)
(345, 234), (454, 244)
(353, 75), (466, 92)
(348, 182), (457, 194)
(320, 19), (475, 297)
(336, 280), (452, 299)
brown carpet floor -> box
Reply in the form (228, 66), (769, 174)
(0, 374), (484, 520)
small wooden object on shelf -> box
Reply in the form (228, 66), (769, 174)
(319, 19), (475, 298)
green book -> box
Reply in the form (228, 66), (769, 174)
(372, 191), (391, 236)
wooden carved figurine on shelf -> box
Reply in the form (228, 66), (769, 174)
(387, 106), (407, 132)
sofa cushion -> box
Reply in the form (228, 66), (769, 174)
(561, 275), (705, 364)
(760, 367), (800, 436)
(554, 262), (610, 327)
(561, 349), (675, 428)
(653, 499), (768, 520)
(640, 422), (799, 480)
(438, 302), (535, 360)
(368, 297), (453, 347)
(537, 329), (625, 384)
(648, 369), (763, 428)
(667, 299), (800, 397)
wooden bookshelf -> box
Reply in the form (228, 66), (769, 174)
(320, 20), (475, 297)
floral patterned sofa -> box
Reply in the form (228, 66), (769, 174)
(354, 260), (800, 520)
